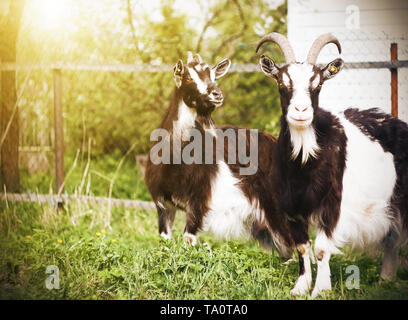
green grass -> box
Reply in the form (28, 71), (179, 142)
(19, 151), (151, 201)
(1, 155), (408, 300)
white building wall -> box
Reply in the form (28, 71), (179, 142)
(287, 0), (408, 122)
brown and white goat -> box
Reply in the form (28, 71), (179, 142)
(145, 52), (291, 254)
(256, 33), (408, 297)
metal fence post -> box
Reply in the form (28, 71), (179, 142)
(53, 68), (65, 197)
(391, 43), (398, 118)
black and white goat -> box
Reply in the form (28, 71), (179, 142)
(256, 33), (408, 297)
(145, 52), (290, 253)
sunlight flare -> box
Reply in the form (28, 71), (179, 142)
(32, 0), (72, 29)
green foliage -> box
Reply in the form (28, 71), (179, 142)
(16, 0), (286, 155)
(20, 152), (150, 201)
(215, 72), (281, 137)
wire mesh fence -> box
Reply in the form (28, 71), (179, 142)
(293, 30), (408, 118)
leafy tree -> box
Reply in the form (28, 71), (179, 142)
(15, 0), (287, 157)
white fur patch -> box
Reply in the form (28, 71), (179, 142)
(291, 243), (313, 296)
(311, 232), (341, 298)
(311, 74), (320, 89)
(311, 251), (332, 298)
(288, 125), (320, 164)
(161, 232), (172, 240)
(285, 63), (320, 164)
(331, 116), (397, 249)
(173, 100), (197, 140)
(187, 67), (207, 94)
(282, 73), (290, 86)
(183, 232), (197, 246)
(314, 232), (342, 256)
(187, 51), (194, 63)
(310, 115), (398, 298)
(195, 64), (209, 72)
(287, 63), (314, 109)
(210, 69), (216, 82)
(202, 161), (264, 240)
(204, 124), (217, 138)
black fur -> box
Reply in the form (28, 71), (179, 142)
(273, 87), (348, 241)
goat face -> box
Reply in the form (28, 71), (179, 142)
(256, 33), (344, 130)
(173, 52), (231, 115)
(256, 33), (344, 163)
(259, 56), (344, 130)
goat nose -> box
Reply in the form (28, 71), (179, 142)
(295, 106), (309, 112)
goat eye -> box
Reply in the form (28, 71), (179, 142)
(184, 74), (193, 82)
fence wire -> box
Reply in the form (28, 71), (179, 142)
(293, 30), (408, 117)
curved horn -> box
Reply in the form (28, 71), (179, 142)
(193, 53), (203, 64)
(306, 33), (342, 64)
(255, 32), (296, 64)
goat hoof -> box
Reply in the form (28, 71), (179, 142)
(290, 279), (311, 297)
(290, 287), (308, 297)
(311, 286), (331, 299)
(380, 268), (397, 281)
(160, 232), (172, 240)
(183, 233), (197, 246)
(282, 258), (296, 265)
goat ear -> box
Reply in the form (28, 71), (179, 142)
(259, 55), (280, 79)
(212, 58), (231, 79)
(173, 59), (184, 87)
(322, 58), (344, 80)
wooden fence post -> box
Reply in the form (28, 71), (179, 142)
(391, 43), (398, 118)
(53, 68), (65, 196)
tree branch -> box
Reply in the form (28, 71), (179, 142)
(211, 0), (247, 60)
(195, 5), (223, 53)
(126, 0), (148, 63)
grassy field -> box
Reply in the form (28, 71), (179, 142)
(1, 155), (408, 300)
